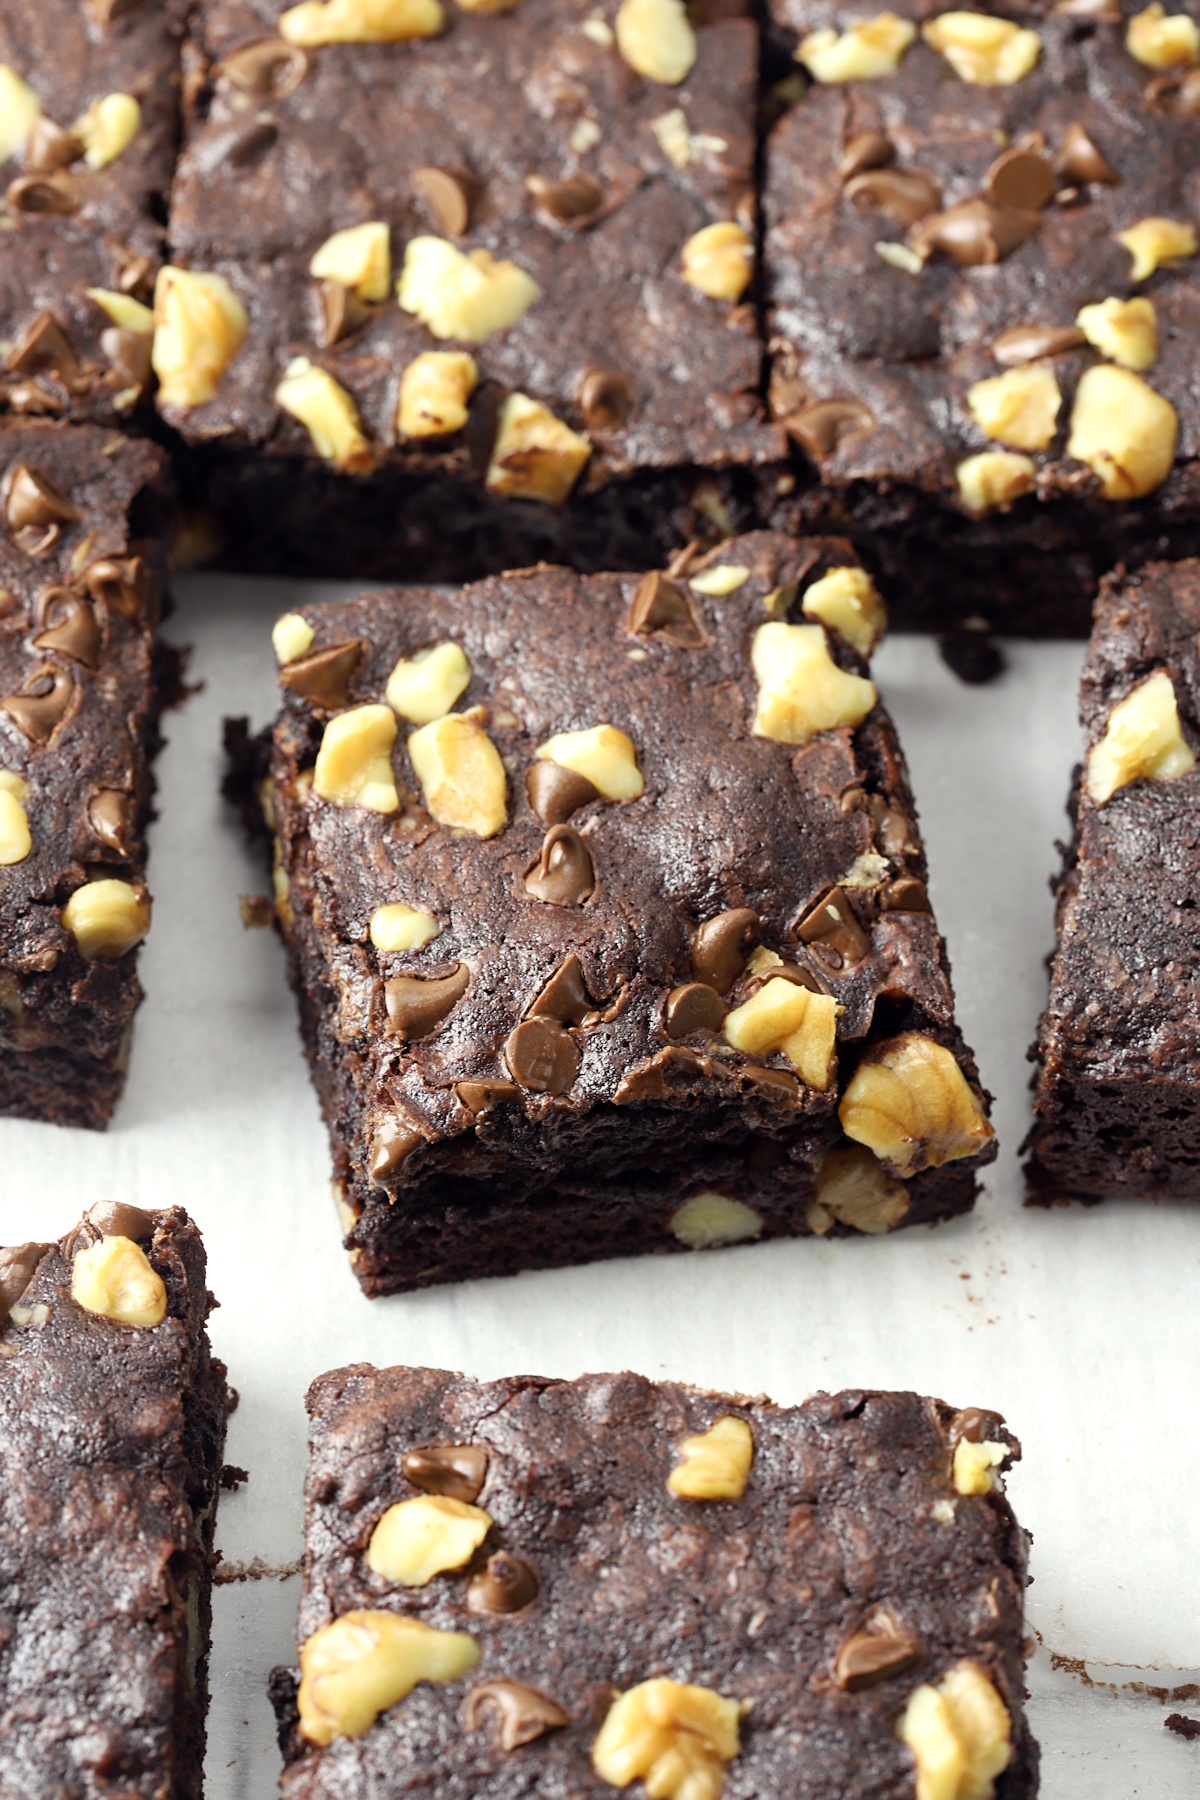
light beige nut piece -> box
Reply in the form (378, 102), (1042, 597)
(670, 1191), (763, 1248)
(796, 13), (916, 80)
(535, 724), (644, 800)
(398, 237), (540, 343)
(615, 0), (697, 84)
(152, 267), (248, 409)
(802, 566), (887, 656)
(86, 288), (155, 334)
(485, 394), (591, 504)
(0, 780), (31, 866)
(897, 1661), (1012, 1800)
(275, 357), (374, 473)
(1126, 3), (1200, 67)
(1116, 216), (1197, 281)
(458, 0), (523, 13)
(369, 903), (441, 952)
(1066, 364), (1177, 500)
(956, 451), (1036, 514)
(838, 1034), (994, 1176)
(310, 222), (391, 301)
(366, 1494), (492, 1586)
(74, 93), (140, 169)
(921, 11), (1042, 83)
(298, 1612), (480, 1746)
(668, 1415), (754, 1500)
(386, 641), (471, 723)
(408, 712), (507, 837)
(811, 1144), (911, 1234)
(689, 564), (749, 597)
(952, 1438), (1008, 1496)
(724, 978), (841, 1091)
(1075, 296), (1157, 371)
(592, 1678), (744, 1798)
(398, 351), (478, 438)
(280, 0), (445, 43)
(273, 612), (315, 664)
(313, 704), (400, 812)
(0, 67), (42, 163)
(750, 620), (877, 745)
(966, 366), (1060, 451)
(71, 1235), (166, 1327)
(62, 879), (151, 959)
(1084, 669), (1195, 804)
(680, 222), (753, 302)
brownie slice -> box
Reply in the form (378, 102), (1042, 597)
(1027, 557), (1200, 1200)
(161, 0), (785, 580)
(262, 530), (995, 1295)
(0, 421), (170, 1129)
(271, 1365), (1038, 1797)
(763, 0), (1200, 634)
(0, 1202), (232, 1798)
(0, 0), (188, 426)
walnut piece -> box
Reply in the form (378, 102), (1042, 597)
(1075, 296), (1157, 371)
(535, 724), (644, 800)
(0, 776), (31, 866)
(386, 641), (471, 724)
(1116, 215), (1197, 280)
(73, 93), (140, 169)
(275, 357), (373, 473)
(369, 904), (441, 952)
(309, 222), (391, 300)
(87, 288), (154, 335)
(71, 1235), (166, 1327)
(689, 563), (749, 596)
(670, 1191), (763, 1248)
(808, 1144), (912, 1235)
(952, 1438), (1008, 1496)
(1126, 3), (1199, 67)
(592, 1678), (744, 1800)
(796, 13), (916, 80)
(408, 711), (507, 837)
(750, 620), (877, 744)
(280, 0), (444, 43)
(668, 1415), (753, 1500)
(273, 612), (315, 664)
(897, 1661), (1012, 1800)
(298, 1612), (479, 1746)
(723, 978), (840, 1090)
(1066, 365), (1178, 500)
(313, 704), (400, 812)
(485, 394), (591, 504)
(0, 66), (41, 163)
(921, 11), (1042, 83)
(838, 1034), (993, 1176)
(365, 1494), (492, 1586)
(397, 350), (478, 438)
(801, 566), (887, 656)
(955, 451), (1036, 514)
(615, 0), (697, 84)
(62, 878), (150, 959)
(152, 267), (248, 409)
(680, 222), (753, 302)
(966, 366), (1060, 451)
(398, 237), (539, 342)
(1084, 669), (1195, 804)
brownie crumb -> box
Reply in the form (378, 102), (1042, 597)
(1165, 1713), (1200, 1741)
(938, 631), (1008, 686)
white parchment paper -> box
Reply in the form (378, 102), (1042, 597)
(2, 571), (1197, 1797)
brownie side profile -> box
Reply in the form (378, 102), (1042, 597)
(0, 1202), (232, 1798)
(263, 530), (995, 1295)
(0, 422), (170, 1129)
(763, 0), (1200, 634)
(1027, 558), (1200, 1201)
(0, 0), (188, 426)
(272, 1365), (1038, 1797)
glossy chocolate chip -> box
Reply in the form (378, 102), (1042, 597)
(219, 37), (310, 95)
(117, 252), (156, 300)
(992, 322), (1086, 365)
(455, 1079), (522, 1115)
(89, 0), (148, 21)
(34, 589), (101, 668)
(788, 398), (875, 460)
(691, 908), (759, 993)
(627, 570), (705, 647)
(1, 666), (76, 743)
(85, 1201), (155, 1242)
(1144, 67), (1200, 114)
(504, 1017), (580, 1094)
(911, 200), (1040, 266)
(578, 367), (634, 432)
(1056, 122), (1119, 186)
(101, 326), (152, 388)
(835, 1625), (921, 1691)
(523, 825), (595, 907)
(740, 1063), (802, 1101)
(88, 789), (132, 853)
(369, 1116), (423, 1186)
(839, 130), (895, 180)
(5, 464), (79, 534)
(985, 148), (1055, 211)
(664, 982), (726, 1038)
(1054, 0), (1120, 15)
(6, 312), (79, 379)
(870, 797), (917, 857)
(844, 168), (941, 226)
(413, 166), (471, 237)
(762, 961), (826, 993)
(278, 639), (363, 710)
(85, 556), (148, 620)
(319, 279), (374, 348)
(7, 174), (80, 216)
(384, 964), (470, 1040)
(613, 1045), (711, 1103)
(403, 1443), (489, 1503)
(526, 761), (599, 826)
(526, 172), (605, 224)
(0, 1243), (51, 1316)
(466, 1551), (539, 1615)
(25, 119), (82, 173)
(947, 1405), (1005, 1446)
(879, 875), (931, 913)
(528, 954), (591, 1025)
(796, 887), (869, 966)
(465, 1679), (570, 1751)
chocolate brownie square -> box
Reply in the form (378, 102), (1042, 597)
(0, 421), (170, 1129)
(0, 0), (188, 426)
(0, 1202), (232, 1798)
(762, 0), (1200, 634)
(160, 0), (785, 579)
(271, 1365), (1038, 1798)
(1027, 557), (1200, 1199)
(262, 529), (995, 1295)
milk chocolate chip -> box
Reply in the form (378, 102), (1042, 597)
(528, 954), (591, 1025)
(504, 1017), (580, 1093)
(6, 312), (79, 379)
(985, 148), (1055, 211)
(796, 886), (869, 966)
(465, 1679), (570, 1750)
(691, 908), (759, 993)
(384, 963), (470, 1039)
(319, 280), (373, 347)
(578, 367), (634, 431)
(88, 789), (132, 853)
(1, 666), (76, 743)
(526, 761), (600, 825)
(34, 590), (101, 668)
(844, 168), (941, 226)
(992, 322), (1086, 365)
(278, 639), (363, 710)
(526, 172), (605, 224)
(6, 174), (80, 217)
(86, 1201), (155, 1242)
(369, 1116), (423, 1186)
(6, 464), (79, 535)
(0, 1243), (51, 1316)
(664, 982), (726, 1038)
(880, 875), (931, 913)
(788, 398), (875, 459)
(24, 120), (82, 174)
(835, 1624), (921, 1690)
(85, 556), (148, 620)
(839, 130), (895, 180)
(911, 200), (1040, 265)
(403, 1443), (489, 1503)
(466, 1551), (539, 1614)
(219, 37), (310, 96)
(1057, 122), (1118, 186)
(455, 1079), (522, 1115)
(523, 825), (595, 907)
(627, 571), (705, 647)
(413, 166), (472, 237)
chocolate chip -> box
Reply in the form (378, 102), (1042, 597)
(759, 960), (825, 992)
(319, 279), (373, 348)
(868, 796), (917, 858)
(24, 119), (81, 174)
(879, 875), (931, 912)
(578, 367), (634, 432)
(627, 570), (705, 647)
(369, 1116), (423, 1186)
(1054, 0), (1120, 14)
(739, 1063), (801, 1101)
(526, 172), (605, 224)
(504, 1017), (580, 1093)
(117, 252), (156, 301)
(85, 1201), (156, 1242)
(455, 1079), (522, 1115)
(613, 1045), (712, 1103)
(466, 1551), (539, 1614)
(528, 954), (591, 1026)
(3, 382), (64, 418)
(526, 761), (599, 826)
(691, 908), (759, 993)
(413, 166), (472, 237)
(835, 1625), (921, 1691)
(89, 0), (148, 20)
(34, 589), (101, 669)
(985, 148), (1055, 211)
(403, 1442), (489, 1503)
(278, 639), (363, 710)
(1, 666), (76, 743)
(839, 130), (895, 181)
(992, 322), (1086, 366)
(6, 174), (80, 216)
(796, 886), (869, 966)
(6, 312), (79, 380)
(464, 1680), (570, 1751)
(787, 398), (875, 460)
(523, 825), (595, 907)
(100, 326), (152, 389)
(1056, 121), (1119, 187)
(5, 464), (79, 535)
(844, 168), (941, 226)
(88, 789), (132, 852)
(219, 37), (310, 96)
(1144, 67), (1200, 114)
(384, 963), (470, 1039)
(664, 982), (726, 1038)
(910, 200), (1040, 266)
(0, 1243), (51, 1316)
(85, 556), (148, 620)
(947, 1405), (1005, 1447)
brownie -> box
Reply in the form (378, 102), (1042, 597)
(0, 0), (188, 427)
(0, 420), (170, 1129)
(260, 529), (995, 1296)
(763, 0), (1200, 634)
(161, 0), (786, 580)
(0, 1201), (232, 1798)
(271, 1365), (1038, 1797)
(1026, 557), (1200, 1201)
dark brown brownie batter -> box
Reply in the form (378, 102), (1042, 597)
(272, 1366), (1038, 1797)
(0, 1203), (232, 1798)
(763, 0), (1200, 633)
(1027, 558), (1200, 1200)
(0, 421), (170, 1129)
(0, 0), (188, 426)
(264, 530), (995, 1295)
